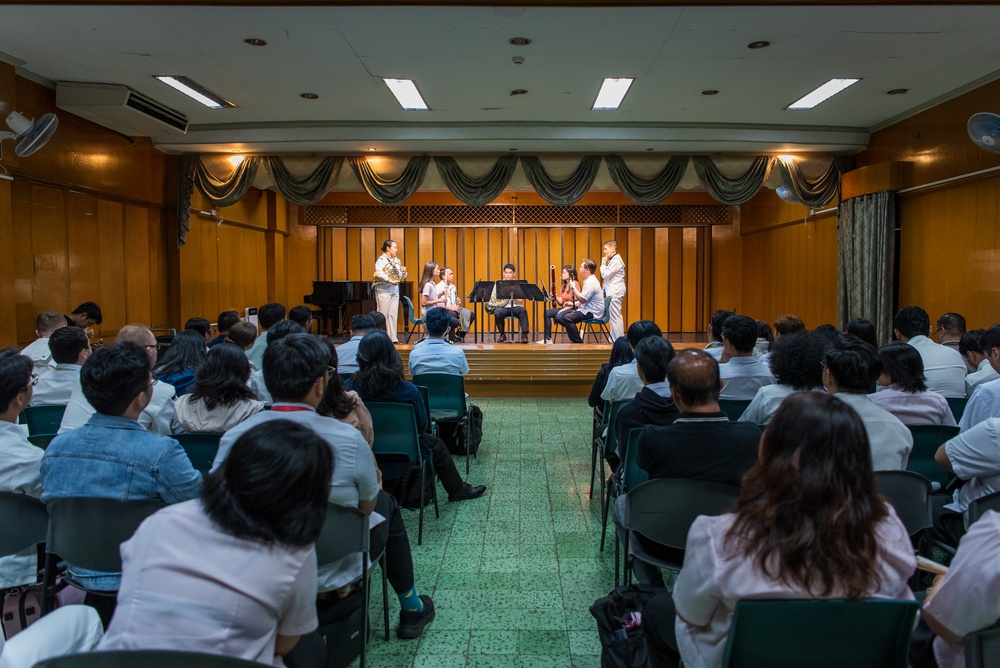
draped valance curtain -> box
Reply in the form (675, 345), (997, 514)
(178, 154), (841, 246)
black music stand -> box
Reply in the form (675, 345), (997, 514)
(494, 280), (545, 342)
(468, 281), (496, 344)
(519, 284), (548, 343)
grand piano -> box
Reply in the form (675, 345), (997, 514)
(304, 281), (414, 337)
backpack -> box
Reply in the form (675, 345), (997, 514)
(439, 404), (483, 456)
(2, 579), (86, 640)
(589, 584), (665, 668)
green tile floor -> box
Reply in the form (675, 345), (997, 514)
(355, 397), (615, 668)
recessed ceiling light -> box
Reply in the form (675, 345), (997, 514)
(510, 89), (528, 96)
(300, 93), (319, 99)
(593, 78), (634, 111)
(243, 38), (267, 47)
(508, 37), (532, 46)
(646, 148), (654, 152)
(787, 78), (861, 110)
(748, 41), (770, 49)
(367, 147), (377, 152)
(701, 90), (719, 96)
(509, 148), (518, 152)
(382, 78), (429, 111)
(887, 88), (909, 96)
(154, 76), (236, 109)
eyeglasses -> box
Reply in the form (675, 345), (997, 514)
(144, 344), (158, 350)
(148, 378), (159, 388)
(23, 374), (38, 391)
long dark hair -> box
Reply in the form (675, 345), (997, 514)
(846, 318), (879, 349)
(878, 341), (927, 393)
(202, 421), (332, 546)
(418, 261), (438, 300)
(154, 329), (206, 377)
(561, 264), (578, 293)
(317, 339), (357, 420)
(188, 343), (257, 411)
(607, 336), (634, 368)
(726, 392), (889, 598)
(353, 330), (404, 396)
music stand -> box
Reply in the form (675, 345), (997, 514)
(468, 281), (496, 343)
(494, 281), (539, 342)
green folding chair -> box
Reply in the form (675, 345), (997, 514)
(947, 396), (969, 423)
(965, 625), (1000, 668)
(171, 433), (223, 474)
(968, 490), (1000, 526)
(28, 433), (57, 449)
(20, 404), (66, 436)
(401, 296), (424, 344)
(412, 373), (474, 475)
(874, 470), (933, 546)
(579, 296), (613, 344)
(593, 401), (623, 504)
(0, 492), (48, 562)
(602, 426), (645, 572)
(35, 651), (263, 667)
(906, 424), (960, 490)
(722, 598), (919, 667)
(718, 399), (752, 422)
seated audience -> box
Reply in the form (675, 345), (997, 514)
(153, 329), (206, 397)
(337, 315), (374, 375)
(961, 328), (998, 395)
(754, 319), (773, 356)
(347, 331), (485, 502)
(225, 320), (259, 352)
(251, 320), (304, 403)
(936, 311), (968, 364)
(894, 306), (967, 398)
(960, 325), (1000, 431)
(612, 336), (679, 465)
(288, 305), (315, 332)
(824, 335), (912, 470)
(213, 333), (437, 640)
(845, 317), (879, 349)
(0, 349), (45, 591)
(812, 323), (841, 345)
(869, 342), (956, 426)
(368, 310), (388, 335)
(408, 308), (469, 377)
(64, 301), (102, 337)
(247, 302), (286, 369)
(317, 341), (373, 446)
(758, 314), (805, 367)
(642, 392), (915, 668)
(588, 337), (633, 409)
(209, 310), (241, 348)
(0, 606), (103, 668)
(718, 315), (775, 400)
(739, 330), (826, 425)
(19, 309), (67, 376)
(934, 417), (1000, 545)
(99, 422), (329, 666)
(171, 343), (265, 434)
(41, 342), (202, 623)
(30, 325), (91, 406)
(601, 320), (662, 403)
(59, 324), (177, 435)
(703, 309), (733, 360)
(184, 316), (212, 348)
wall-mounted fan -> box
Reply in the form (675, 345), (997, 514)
(968, 112), (1000, 155)
(0, 111), (59, 158)
(776, 184), (803, 204)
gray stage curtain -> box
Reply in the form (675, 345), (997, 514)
(520, 155), (602, 206)
(177, 155), (196, 248)
(350, 155), (430, 206)
(605, 155), (689, 205)
(265, 156), (343, 206)
(193, 155), (261, 207)
(693, 156), (775, 206)
(433, 156), (518, 206)
(778, 159), (840, 208)
(838, 191), (896, 344)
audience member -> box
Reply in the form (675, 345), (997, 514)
(601, 320), (662, 403)
(251, 320), (304, 403)
(643, 392), (915, 668)
(704, 309), (733, 360)
(210, 310), (241, 348)
(588, 337), (633, 408)
(739, 330), (825, 425)
(347, 331), (485, 502)
(772, 314), (805, 340)
(935, 312), (967, 355)
(98, 422), (329, 665)
(612, 336), (679, 463)
(225, 321), (258, 351)
(337, 314), (374, 375)
(171, 343), (265, 434)
(184, 317), (212, 347)
(317, 340), (374, 446)
(555, 259), (605, 345)
(289, 305), (315, 333)
(935, 417), (1000, 545)
(812, 323), (841, 346)
(869, 341), (956, 426)
(754, 319), (773, 356)
(0, 349), (44, 591)
(19, 310), (67, 376)
(894, 306), (967, 398)
(0, 606), (103, 668)
(59, 324), (177, 435)
(718, 315), (775, 400)
(246, 302), (286, 369)
(213, 333), (437, 640)
(153, 329), (206, 397)
(368, 310), (388, 334)
(408, 308), (469, 377)
(846, 317), (879, 349)
(64, 301), (102, 336)
(823, 335), (912, 470)
(960, 328), (998, 395)
(30, 325), (91, 406)
(960, 325), (1000, 431)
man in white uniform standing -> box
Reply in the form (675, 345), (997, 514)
(373, 239), (407, 344)
(600, 240), (626, 342)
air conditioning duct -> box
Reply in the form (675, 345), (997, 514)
(56, 82), (188, 136)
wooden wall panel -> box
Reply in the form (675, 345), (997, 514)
(97, 201), (127, 336)
(0, 182), (15, 346)
(123, 205), (152, 327)
(148, 212), (170, 329)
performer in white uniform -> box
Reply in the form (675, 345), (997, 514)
(600, 240), (626, 342)
(373, 239), (407, 344)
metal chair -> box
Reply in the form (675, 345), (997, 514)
(0, 492), (48, 562)
(874, 470), (933, 543)
(400, 296), (424, 344)
(579, 296), (612, 344)
(20, 405), (66, 436)
(35, 650), (263, 667)
(171, 432), (223, 473)
(593, 401), (622, 504)
(969, 490), (1000, 526)
(315, 503), (390, 668)
(906, 424), (960, 490)
(603, 427), (648, 579)
(717, 399), (752, 422)
(366, 402), (437, 545)
(947, 396), (969, 423)
(412, 373), (474, 475)
(965, 625), (1000, 668)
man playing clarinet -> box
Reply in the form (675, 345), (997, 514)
(555, 259), (606, 344)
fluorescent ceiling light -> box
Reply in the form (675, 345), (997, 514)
(383, 79), (429, 111)
(593, 78), (634, 111)
(787, 78), (860, 110)
(155, 76), (235, 109)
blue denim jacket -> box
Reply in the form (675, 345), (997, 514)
(40, 413), (203, 590)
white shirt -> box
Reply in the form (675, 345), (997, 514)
(19, 338), (56, 378)
(833, 392), (913, 470)
(718, 357), (775, 401)
(704, 341), (724, 360)
(944, 418), (1000, 513)
(907, 335), (968, 399)
(0, 420), (44, 589)
(601, 361), (644, 403)
(408, 338), (469, 377)
(246, 334), (268, 371)
(420, 281), (440, 313)
(960, 378), (1000, 432)
(58, 378), (176, 436)
(29, 365), (81, 406)
(336, 336), (363, 375)
(966, 359), (999, 397)
(739, 384), (801, 425)
(577, 274), (605, 318)
(867, 385), (957, 426)
(599, 254), (626, 297)
(251, 368), (271, 404)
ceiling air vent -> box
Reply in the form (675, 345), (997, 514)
(56, 82), (188, 136)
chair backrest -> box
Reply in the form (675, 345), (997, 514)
(47, 497), (166, 572)
(965, 625), (1000, 668)
(621, 427), (648, 492)
(718, 399), (752, 422)
(401, 295), (422, 325)
(171, 433), (223, 473)
(969, 491), (1000, 526)
(28, 433), (57, 449)
(0, 491), (48, 557)
(626, 478), (740, 551)
(723, 598), (919, 668)
(947, 396), (969, 423)
(603, 401), (624, 457)
(874, 470), (933, 537)
(412, 373), (467, 420)
(21, 404), (67, 436)
(415, 384), (432, 422)
(366, 402), (421, 463)
(315, 503), (369, 566)
(34, 650), (263, 667)
(906, 425), (960, 487)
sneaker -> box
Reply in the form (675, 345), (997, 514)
(532, 338), (550, 345)
(448, 482), (487, 501)
(397, 595), (436, 639)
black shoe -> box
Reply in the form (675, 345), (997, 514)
(497, 333), (507, 343)
(521, 333), (529, 343)
(397, 595), (435, 639)
(448, 482), (487, 501)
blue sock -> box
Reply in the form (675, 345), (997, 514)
(399, 586), (424, 613)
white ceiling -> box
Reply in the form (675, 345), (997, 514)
(1, 4), (999, 155)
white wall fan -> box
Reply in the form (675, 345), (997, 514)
(0, 111), (59, 159)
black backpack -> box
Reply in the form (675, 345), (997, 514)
(590, 584), (665, 668)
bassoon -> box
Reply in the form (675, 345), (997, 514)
(550, 265), (557, 302)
